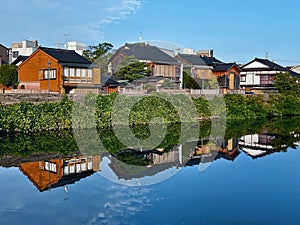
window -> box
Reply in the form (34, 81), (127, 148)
(64, 67), (69, 76)
(240, 76), (246, 82)
(70, 68), (75, 77)
(12, 51), (19, 58)
(76, 68), (81, 77)
(260, 75), (273, 85)
(82, 69), (87, 77)
(45, 162), (57, 173)
(88, 69), (92, 78)
(44, 69), (56, 79)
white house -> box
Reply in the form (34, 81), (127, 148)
(65, 41), (85, 55)
(10, 40), (38, 64)
(292, 64), (300, 74)
(240, 58), (290, 92)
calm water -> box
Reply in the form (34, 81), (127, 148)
(1, 118), (300, 225)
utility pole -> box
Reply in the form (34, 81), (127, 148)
(47, 60), (51, 93)
(180, 63), (183, 89)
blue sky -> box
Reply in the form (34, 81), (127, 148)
(1, 0), (300, 65)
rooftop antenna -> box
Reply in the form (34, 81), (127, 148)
(56, 42), (64, 49)
(265, 52), (269, 59)
(63, 33), (70, 49)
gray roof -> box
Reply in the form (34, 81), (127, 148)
(118, 43), (179, 65)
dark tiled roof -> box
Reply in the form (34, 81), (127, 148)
(101, 75), (120, 86)
(213, 63), (241, 72)
(0, 43), (9, 50)
(132, 76), (165, 84)
(119, 43), (178, 65)
(177, 54), (208, 66)
(290, 70), (300, 77)
(200, 56), (223, 66)
(243, 58), (288, 71)
(40, 47), (91, 64)
(11, 55), (29, 65)
(177, 54), (223, 66)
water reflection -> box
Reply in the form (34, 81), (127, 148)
(1, 117), (300, 224)
(0, 117), (300, 188)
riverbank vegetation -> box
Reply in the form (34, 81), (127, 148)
(0, 91), (300, 132)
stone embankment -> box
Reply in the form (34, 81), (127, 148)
(0, 93), (66, 105)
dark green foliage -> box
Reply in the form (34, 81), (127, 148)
(0, 64), (18, 88)
(183, 71), (201, 89)
(2, 90), (300, 133)
(224, 94), (268, 119)
(117, 60), (151, 81)
(267, 94), (300, 116)
(274, 72), (300, 95)
(0, 96), (73, 132)
(83, 42), (113, 62)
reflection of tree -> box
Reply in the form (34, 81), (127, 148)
(2, 117), (300, 167)
(265, 117), (300, 152)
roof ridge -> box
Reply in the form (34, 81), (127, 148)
(40, 46), (75, 52)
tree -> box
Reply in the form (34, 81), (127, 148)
(0, 64), (18, 88)
(83, 42), (114, 74)
(183, 71), (200, 89)
(274, 72), (300, 95)
(117, 56), (151, 81)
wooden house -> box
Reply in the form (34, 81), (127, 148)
(101, 75), (121, 93)
(108, 43), (179, 80)
(213, 63), (241, 93)
(0, 44), (9, 65)
(176, 54), (241, 92)
(18, 47), (101, 94)
(19, 155), (100, 192)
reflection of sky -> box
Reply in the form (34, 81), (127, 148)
(0, 166), (161, 225)
(1, 148), (300, 224)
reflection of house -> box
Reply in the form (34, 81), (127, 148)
(19, 155), (100, 191)
(108, 43), (179, 80)
(240, 58), (300, 92)
(189, 138), (240, 164)
(176, 54), (241, 93)
(239, 134), (275, 159)
(108, 138), (240, 180)
(18, 47), (101, 93)
(107, 147), (183, 180)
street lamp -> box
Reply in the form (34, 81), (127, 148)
(47, 60), (51, 93)
(202, 71), (205, 90)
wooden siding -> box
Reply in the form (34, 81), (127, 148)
(18, 48), (101, 94)
(152, 64), (176, 78)
(18, 50), (61, 92)
(92, 68), (101, 85)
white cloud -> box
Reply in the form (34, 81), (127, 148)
(0, 0), (144, 46)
